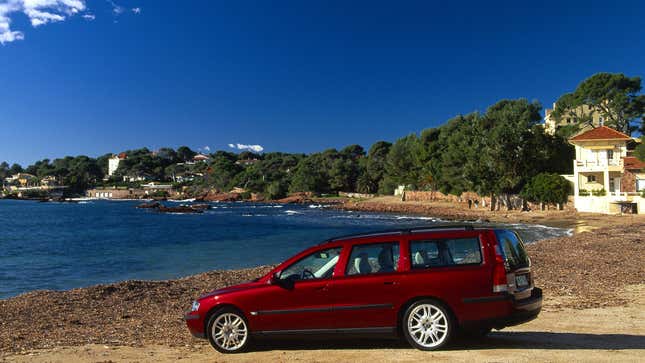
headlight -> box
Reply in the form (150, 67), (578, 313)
(190, 301), (200, 312)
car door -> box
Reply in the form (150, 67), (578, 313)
(404, 231), (491, 322)
(249, 246), (343, 332)
(327, 240), (404, 330)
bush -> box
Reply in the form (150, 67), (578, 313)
(591, 189), (606, 196)
(521, 173), (571, 205)
(578, 189), (590, 196)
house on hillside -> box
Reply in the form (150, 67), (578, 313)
(108, 152), (127, 176)
(544, 103), (604, 135)
(569, 126), (644, 214)
(5, 173), (38, 187)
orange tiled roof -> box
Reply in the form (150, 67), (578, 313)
(623, 156), (645, 170)
(569, 126), (631, 141)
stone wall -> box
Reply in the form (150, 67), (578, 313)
(621, 169), (637, 193)
(402, 190), (574, 211)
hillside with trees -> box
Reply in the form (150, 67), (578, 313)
(2, 73), (642, 200)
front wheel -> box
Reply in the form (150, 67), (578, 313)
(206, 307), (251, 353)
(402, 299), (454, 350)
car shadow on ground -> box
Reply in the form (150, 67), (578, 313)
(250, 331), (645, 351)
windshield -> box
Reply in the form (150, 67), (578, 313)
(494, 230), (530, 270)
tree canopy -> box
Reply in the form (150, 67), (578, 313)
(552, 73), (645, 135)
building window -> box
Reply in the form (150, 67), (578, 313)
(587, 175), (596, 183)
(607, 150), (613, 160)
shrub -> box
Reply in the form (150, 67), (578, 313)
(578, 189), (590, 196)
(521, 173), (571, 205)
(591, 189), (606, 196)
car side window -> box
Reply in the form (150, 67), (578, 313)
(410, 237), (482, 269)
(346, 242), (400, 276)
(279, 247), (342, 281)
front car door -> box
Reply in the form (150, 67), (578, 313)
(249, 245), (343, 333)
(328, 239), (404, 331)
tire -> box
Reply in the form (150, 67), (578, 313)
(206, 307), (251, 353)
(402, 299), (454, 351)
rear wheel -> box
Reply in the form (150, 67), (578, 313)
(402, 299), (453, 350)
(206, 307), (250, 353)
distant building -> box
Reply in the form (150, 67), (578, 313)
(192, 154), (210, 162)
(569, 126), (644, 214)
(544, 103), (604, 135)
(108, 152), (127, 176)
(235, 158), (259, 166)
(5, 173), (38, 187)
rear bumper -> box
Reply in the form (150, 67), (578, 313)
(463, 287), (543, 330)
(493, 287), (542, 328)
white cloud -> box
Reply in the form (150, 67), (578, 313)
(202, 146), (211, 152)
(228, 143), (264, 153)
(106, 0), (123, 15)
(131, 7), (140, 14)
(82, 13), (94, 20)
(0, 0), (90, 44)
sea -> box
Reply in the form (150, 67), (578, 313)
(0, 199), (571, 299)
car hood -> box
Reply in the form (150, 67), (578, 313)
(198, 281), (265, 300)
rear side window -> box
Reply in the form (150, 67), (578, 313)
(410, 237), (482, 269)
(346, 242), (400, 275)
(494, 230), (529, 270)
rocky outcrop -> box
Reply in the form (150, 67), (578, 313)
(200, 191), (242, 202)
(275, 192), (315, 204)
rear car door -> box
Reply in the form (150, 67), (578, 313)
(328, 240), (404, 330)
(403, 231), (492, 323)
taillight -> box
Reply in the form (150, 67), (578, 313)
(492, 245), (509, 293)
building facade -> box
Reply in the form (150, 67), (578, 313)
(569, 126), (644, 214)
(544, 103), (604, 135)
(108, 152), (127, 176)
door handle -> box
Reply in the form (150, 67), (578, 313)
(383, 281), (399, 285)
(314, 284), (329, 291)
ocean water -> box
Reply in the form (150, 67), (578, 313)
(0, 199), (570, 299)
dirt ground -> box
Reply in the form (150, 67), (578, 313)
(3, 284), (643, 363)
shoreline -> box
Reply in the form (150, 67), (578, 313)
(337, 196), (645, 232)
(1, 221), (643, 355)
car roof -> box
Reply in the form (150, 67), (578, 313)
(321, 225), (487, 245)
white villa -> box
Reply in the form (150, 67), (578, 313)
(108, 152), (127, 176)
(569, 126), (644, 214)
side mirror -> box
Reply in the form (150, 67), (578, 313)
(270, 272), (294, 290)
(269, 272), (281, 285)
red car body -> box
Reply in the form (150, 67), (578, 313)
(185, 226), (542, 350)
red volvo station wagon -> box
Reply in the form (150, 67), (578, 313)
(185, 226), (542, 353)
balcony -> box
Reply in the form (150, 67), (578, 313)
(574, 159), (623, 171)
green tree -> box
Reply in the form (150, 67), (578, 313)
(553, 73), (645, 134)
(381, 134), (421, 194)
(521, 173), (571, 208)
(177, 146), (196, 162)
(356, 141), (390, 194)
(635, 143), (645, 162)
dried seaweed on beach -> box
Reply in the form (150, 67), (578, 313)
(1, 222), (644, 353)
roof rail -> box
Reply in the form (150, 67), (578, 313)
(322, 225), (475, 244)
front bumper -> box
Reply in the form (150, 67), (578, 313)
(184, 313), (206, 339)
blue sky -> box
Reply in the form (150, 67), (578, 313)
(1, 0), (644, 166)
